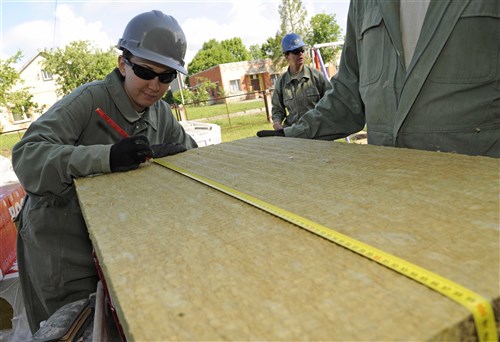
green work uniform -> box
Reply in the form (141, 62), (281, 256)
(284, 0), (499, 157)
(272, 65), (332, 127)
(12, 68), (197, 332)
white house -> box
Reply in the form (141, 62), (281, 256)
(1, 53), (59, 132)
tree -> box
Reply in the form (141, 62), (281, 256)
(249, 44), (265, 60)
(279, 0), (308, 39)
(0, 51), (39, 125)
(221, 38), (251, 61)
(306, 13), (343, 65)
(0, 52), (20, 106)
(40, 40), (117, 97)
(172, 88), (194, 105)
(259, 0), (309, 68)
(187, 38), (250, 75)
(191, 77), (217, 105)
(188, 39), (233, 76)
(163, 89), (175, 105)
(260, 33), (284, 61)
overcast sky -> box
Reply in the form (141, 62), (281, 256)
(1, 0), (350, 69)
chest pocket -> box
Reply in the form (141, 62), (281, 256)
(283, 88), (295, 109)
(303, 86), (321, 101)
(429, 2), (499, 84)
(358, 6), (385, 86)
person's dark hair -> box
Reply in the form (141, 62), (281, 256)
(117, 49), (134, 81)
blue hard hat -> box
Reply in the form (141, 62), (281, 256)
(281, 33), (306, 53)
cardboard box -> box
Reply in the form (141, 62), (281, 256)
(180, 121), (221, 147)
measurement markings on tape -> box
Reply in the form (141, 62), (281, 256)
(154, 159), (498, 342)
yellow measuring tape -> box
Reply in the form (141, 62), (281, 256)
(154, 159), (498, 341)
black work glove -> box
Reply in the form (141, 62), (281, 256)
(110, 135), (153, 172)
(256, 129), (285, 137)
(150, 142), (187, 158)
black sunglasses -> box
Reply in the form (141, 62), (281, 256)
(288, 48), (305, 56)
(124, 58), (177, 84)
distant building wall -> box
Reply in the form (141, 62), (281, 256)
(189, 59), (283, 103)
(19, 54), (60, 113)
(189, 65), (224, 99)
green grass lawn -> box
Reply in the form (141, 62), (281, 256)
(184, 99), (273, 143)
(0, 132), (23, 158)
(182, 99), (266, 121)
(209, 113), (273, 143)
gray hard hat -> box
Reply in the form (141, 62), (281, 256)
(117, 10), (188, 74)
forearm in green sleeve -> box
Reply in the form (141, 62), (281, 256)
(12, 141), (111, 195)
(283, 79), (365, 140)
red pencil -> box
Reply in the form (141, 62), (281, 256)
(95, 108), (129, 138)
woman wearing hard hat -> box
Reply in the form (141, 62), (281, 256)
(270, 33), (332, 132)
(12, 10), (197, 337)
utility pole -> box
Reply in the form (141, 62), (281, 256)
(176, 72), (187, 121)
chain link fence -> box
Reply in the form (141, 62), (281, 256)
(171, 90), (272, 128)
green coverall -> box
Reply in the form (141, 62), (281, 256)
(12, 68), (197, 332)
(272, 65), (332, 127)
(284, 0), (499, 157)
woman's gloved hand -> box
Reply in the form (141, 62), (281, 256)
(150, 142), (187, 158)
(110, 135), (153, 172)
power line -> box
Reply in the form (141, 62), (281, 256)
(52, 0), (58, 48)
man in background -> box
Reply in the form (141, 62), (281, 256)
(271, 33), (332, 131)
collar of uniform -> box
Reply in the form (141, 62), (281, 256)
(105, 68), (158, 131)
(284, 66), (311, 84)
(302, 66), (313, 80)
(140, 105), (159, 132)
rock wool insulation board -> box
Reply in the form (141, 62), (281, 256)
(75, 137), (499, 341)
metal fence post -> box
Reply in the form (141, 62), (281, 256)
(224, 97), (232, 128)
(263, 90), (272, 122)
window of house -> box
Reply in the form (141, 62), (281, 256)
(12, 106), (29, 123)
(229, 79), (241, 93)
(41, 70), (53, 81)
(12, 112), (28, 122)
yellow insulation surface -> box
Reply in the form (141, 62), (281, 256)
(75, 137), (499, 341)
